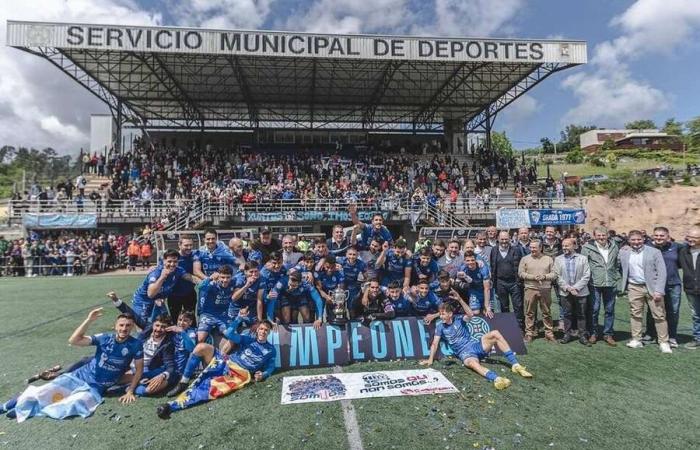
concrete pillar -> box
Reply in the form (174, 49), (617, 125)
(443, 119), (465, 154)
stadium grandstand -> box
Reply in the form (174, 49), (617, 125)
(4, 20), (586, 271)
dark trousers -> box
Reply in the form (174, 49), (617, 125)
(562, 294), (589, 337)
(496, 280), (524, 329)
(168, 291), (197, 322)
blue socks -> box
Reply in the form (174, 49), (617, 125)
(0, 397), (18, 413)
(182, 354), (203, 381)
(134, 385), (148, 397)
(504, 350), (518, 366)
(485, 370), (498, 382)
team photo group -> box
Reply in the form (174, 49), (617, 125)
(3, 206), (699, 423)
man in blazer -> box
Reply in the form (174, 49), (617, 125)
(618, 230), (671, 353)
(490, 231), (523, 330)
(554, 238), (592, 345)
(679, 226), (700, 349)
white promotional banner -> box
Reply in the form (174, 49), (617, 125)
(281, 369), (458, 405)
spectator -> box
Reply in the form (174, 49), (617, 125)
(554, 238), (592, 346)
(618, 230), (671, 353)
(678, 226), (700, 349)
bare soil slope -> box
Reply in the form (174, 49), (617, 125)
(584, 185), (700, 238)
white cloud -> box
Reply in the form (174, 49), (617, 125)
(171, 0), (275, 30)
(0, 0), (162, 154)
(500, 94), (540, 127)
(423, 0), (523, 37)
(595, 0), (700, 68)
(562, 0), (700, 127)
(561, 70), (668, 126)
(283, 0), (413, 34)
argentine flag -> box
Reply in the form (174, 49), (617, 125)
(14, 373), (103, 423)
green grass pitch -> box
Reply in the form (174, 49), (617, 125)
(0, 276), (698, 449)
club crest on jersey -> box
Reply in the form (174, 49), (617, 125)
(121, 347), (130, 356)
(466, 316), (490, 339)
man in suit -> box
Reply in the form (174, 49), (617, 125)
(490, 231), (524, 330)
(618, 230), (671, 353)
(554, 238), (592, 346)
(679, 226), (700, 349)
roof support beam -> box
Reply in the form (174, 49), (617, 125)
(131, 53), (205, 128)
(465, 63), (571, 132)
(413, 62), (487, 126)
(226, 56), (259, 127)
(362, 61), (403, 128)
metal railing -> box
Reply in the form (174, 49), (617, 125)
(8, 196), (578, 225)
(7, 198), (188, 220)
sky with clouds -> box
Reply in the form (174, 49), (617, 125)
(1, 0), (699, 153)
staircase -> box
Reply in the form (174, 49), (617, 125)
(421, 201), (469, 228)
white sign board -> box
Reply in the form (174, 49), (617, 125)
(281, 369), (458, 404)
(7, 21), (587, 64)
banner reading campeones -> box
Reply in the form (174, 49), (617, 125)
(280, 369), (458, 404)
(269, 314), (525, 370)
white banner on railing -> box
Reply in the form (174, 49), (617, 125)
(280, 369), (458, 405)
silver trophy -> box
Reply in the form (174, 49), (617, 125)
(329, 286), (349, 325)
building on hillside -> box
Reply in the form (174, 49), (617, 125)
(579, 129), (683, 152)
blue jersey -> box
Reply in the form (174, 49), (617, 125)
(315, 269), (345, 293)
(413, 259), (440, 282)
(359, 223), (393, 249)
(194, 242), (236, 276)
(435, 316), (473, 356)
(382, 249), (411, 284)
(259, 266), (287, 294)
(290, 262), (317, 283)
(268, 278), (324, 319)
(412, 291), (442, 315)
(462, 264), (491, 301)
(72, 333), (143, 393)
(133, 266), (187, 313)
(381, 287), (413, 316)
(197, 278), (235, 319)
(172, 252), (195, 296)
(337, 257), (367, 288)
(172, 327), (197, 376)
(225, 319), (276, 379)
(229, 272), (262, 319)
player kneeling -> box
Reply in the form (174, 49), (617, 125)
(420, 304), (532, 390)
(156, 316), (275, 419)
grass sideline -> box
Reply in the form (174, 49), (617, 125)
(0, 276), (698, 450)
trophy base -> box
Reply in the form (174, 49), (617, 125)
(328, 317), (348, 326)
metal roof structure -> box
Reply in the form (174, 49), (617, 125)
(7, 21), (586, 134)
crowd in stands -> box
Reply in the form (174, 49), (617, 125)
(94, 140), (545, 212)
(0, 231), (143, 277)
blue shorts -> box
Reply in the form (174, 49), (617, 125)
(197, 314), (229, 334)
(468, 293), (485, 311)
(279, 296), (309, 309)
(456, 339), (488, 362)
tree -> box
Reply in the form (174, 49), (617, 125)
(559, 124), (596, 152)
(688, 116), (700, 149)
(490, 131), (514, 157)
(624, 119), (657, 130)
(540, 137), (555, 154)
(661, 118), (684, 136)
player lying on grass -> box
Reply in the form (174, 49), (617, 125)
(0, 308), (143, 422)
(420, 303), (532, 390)
(156, 314), (276, 419)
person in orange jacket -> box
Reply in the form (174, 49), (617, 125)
(127, 240), (140, 272)
(139, 241), (153, 269)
